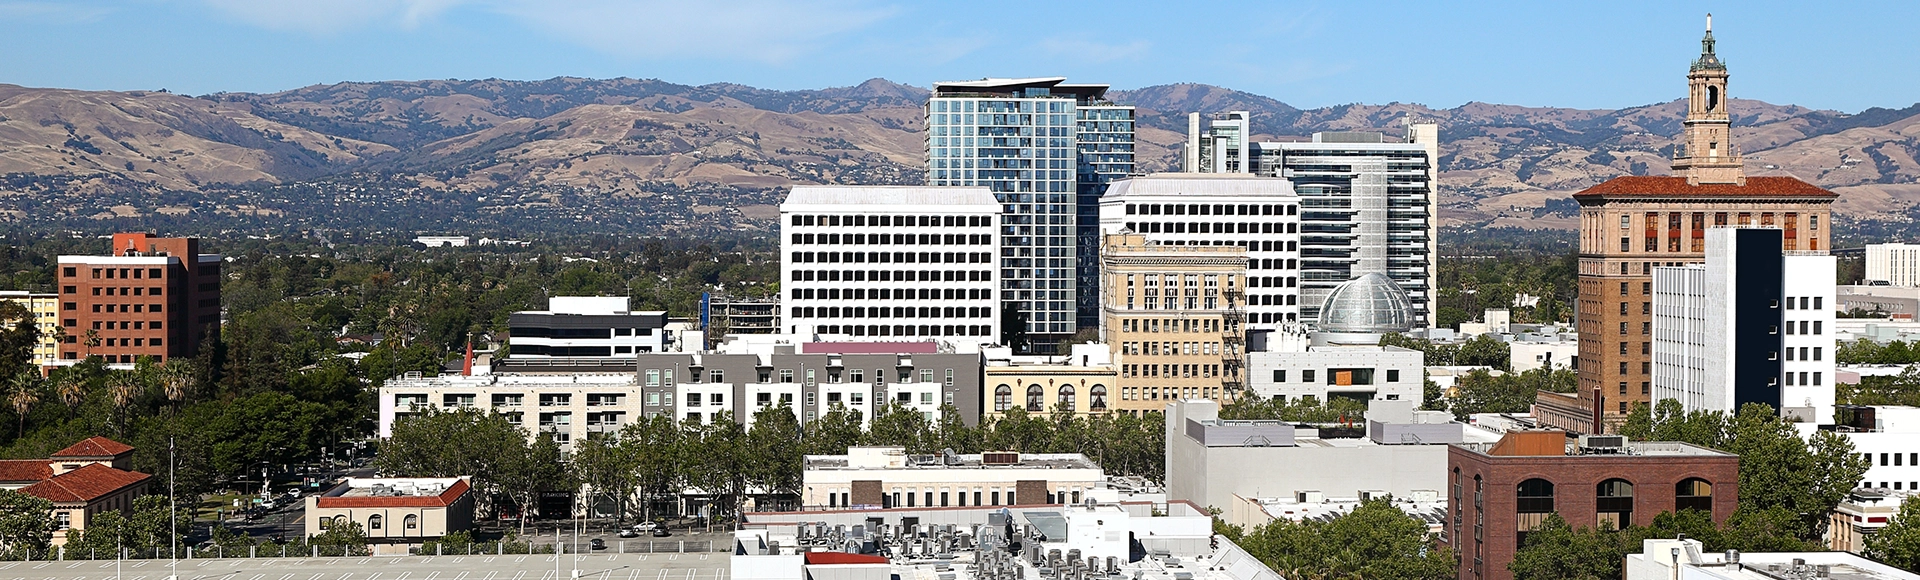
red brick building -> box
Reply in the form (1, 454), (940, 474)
(55, 233), (221, 365)
(1446, 430), (1739, 580)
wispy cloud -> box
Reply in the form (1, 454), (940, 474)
(195, 0), (897, 63)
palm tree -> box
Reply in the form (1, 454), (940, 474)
(7, 371), (41, 439)
(108, 371), (141, 433)
(51, 371), (85, 419)
(158, 358), (194, 408)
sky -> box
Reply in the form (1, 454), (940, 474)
(0, 0), (1915, 113)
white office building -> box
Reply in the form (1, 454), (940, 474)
(1839, 406), (1920, 493)
(508, 296), (671, 358)
(1098, 173), (1302, 325)
(1866, 243), (1920, 287)
(780, 186), (1002, 343)
(927, 78), (1135, 350)
(1652, 227), (1835, 423)
(1184, 114), (1439, 326)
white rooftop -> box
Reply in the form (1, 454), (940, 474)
(1628, 539), (1920, 580)
(1104, 173), (1298, 197)
(782, 186), (999, 209)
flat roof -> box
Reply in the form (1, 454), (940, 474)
(782, 186), (999, 209)
(804, 452), (1099, 470)
(1452, 440), (1734, 458)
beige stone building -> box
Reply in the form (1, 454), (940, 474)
(0, 437), (153, 547)
(1099, 233), (1247, 416)
(1540, 20), (1838, 433)
(304, 477), (475, 545)
(983, 347), (1117, 416)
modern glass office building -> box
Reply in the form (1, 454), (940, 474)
(927, 78), (1134, 352)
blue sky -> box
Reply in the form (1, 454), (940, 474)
(0, 0), (1914, 112)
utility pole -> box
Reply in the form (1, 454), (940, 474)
(168, 437), (177, 580)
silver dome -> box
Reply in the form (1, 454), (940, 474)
(1317, 273), (1414, 334)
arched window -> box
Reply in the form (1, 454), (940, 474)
(1089, 385), (1108, 411)
(1677, 478), (1713, 514)
(1707, 86), (1720, 111)
(1596, 479), (1634, 529)
(368, 514), (383, 531)
(332, 515), (347, 529)
(994, 385), (1013, 412)
(1026, 385), (1044, 412)
(404, 514), (420, 531)
(1515, 478), (1554, 549)
(1058, 385), (1076, 410)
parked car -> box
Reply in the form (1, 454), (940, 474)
(617, 529), (637, 538)
(589, 539), (606, 550)
(632, 521), (658, 531)
(650, 527), (670, 537)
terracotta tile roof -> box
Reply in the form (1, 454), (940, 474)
(0, 460), (50, 483)
(50, 437), (135, 458)
(19, 463), (150, 504)
(317, 479), (471, 508)
(1574, 176), (1836, 198)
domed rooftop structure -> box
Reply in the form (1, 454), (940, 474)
(1313, 273), (1414, 344)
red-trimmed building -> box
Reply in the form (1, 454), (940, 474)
(304, 477), (474, 545)
(0, 436), (152, 546)
(1539, 20), (1839, 433)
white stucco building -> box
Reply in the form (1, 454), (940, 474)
(1866, 243), (1920, 287)
(1098, 173), (1303, 326)
(1652, 227), (1835, 423)
(801, 446), (1103, 509)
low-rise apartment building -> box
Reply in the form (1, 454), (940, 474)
(801, 446), (1103, 509)
(378, 345), (986, 447)
(304, 477), (475, 545)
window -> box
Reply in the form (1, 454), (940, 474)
(1303, 370), (1316, 383)
(369, 515), (383, 530)
(920, 369), (934, 383)
(1027, 385), (1044, 412)
(1676, 479), (1713, 514)
(995, 385), (1012, 411)
(1387, 369), (1400, 382)
(1596, 479), (1634, 529)
(405, 514), (419, 530)
(1516, 478), (1555, 549)
(780, 369), (795, 383)
(709, 370), (724, 383)
(1089, 385), (1107, 411)
(1058, 385), (1076, 410)
(1273, 370), (1287, 382)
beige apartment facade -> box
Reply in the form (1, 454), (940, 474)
(304, 477), (475, 544)
(1099, 233), (1246, 416)
(0, 291), (60, 367)
(984, 362), (1117, 417)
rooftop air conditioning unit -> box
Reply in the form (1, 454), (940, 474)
(1579, 434), (1626, 452)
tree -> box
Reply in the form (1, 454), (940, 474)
(1618, 400), (1869, 542)
(1508, 514), (1635, 580)
(1456, 333), (1512, 370)
(0, 301), (40, 378)
(158, 358), (195, 409)
(497, 432), (571, 537)
(620, 415), (686, 521)
(6, 370), (40, 438)
(50, 369), (85, 419)
(572, 434), (637, 522)
(1236, 497), (1453, 580)
(746, 405), (803, 509)
(0, 489), (53, 560)
(309, 520), (369, 556)
(1866, 496), (1920, 573)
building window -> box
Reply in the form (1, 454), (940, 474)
(994, 385), (1012, 411)
(1676, 478), (1713, 515)
(1596, 479), (1634, 529)
(1057, 385), (1076, 410)
(1089, 385), (1107, 411)
(405, 514), (419, 530)
(1515, 478), (1555, 549)
(1027, 385), (1044, 412)
(369, 515), (383, 530)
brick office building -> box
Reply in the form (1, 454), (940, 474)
(1540, 20), (1837, 433)
(55, 233), (222, 365)
(1446, 430), (1739, 580)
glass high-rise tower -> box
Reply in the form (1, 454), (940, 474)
(927, 78), (1134, 353)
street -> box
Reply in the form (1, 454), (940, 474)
(0, 553), (730, 580)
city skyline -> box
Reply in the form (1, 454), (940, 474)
(0, 1), (1915, 112)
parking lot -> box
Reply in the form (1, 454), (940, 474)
(0, 553), (729, 580)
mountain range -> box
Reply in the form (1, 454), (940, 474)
(1, 77), (1917, 232)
